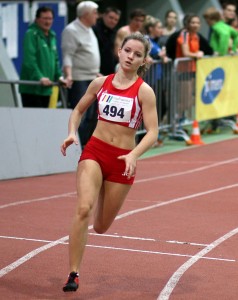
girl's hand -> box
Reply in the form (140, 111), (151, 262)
(196, 51), (204, 58)
(60, 133), (79, 156)
(117, 153), (137, 180)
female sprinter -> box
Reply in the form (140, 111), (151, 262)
(60, 33), (159, 292)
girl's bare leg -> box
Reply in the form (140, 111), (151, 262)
(93, 181), (132, 234)
(68, 160), (103, 273)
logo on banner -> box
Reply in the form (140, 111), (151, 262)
(201, 68), (225, 104)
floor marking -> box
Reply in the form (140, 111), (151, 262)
(0, 236), (234, 263)
(158, 227), (238, 300)
(88, 233), (209, 247)
(1, 183), (238, 278)
(114, 183), (238, 221)
(0, 234), (209, 247)
(0, 235), (68, 244)
(1, 158), (237, 209)
(0, 192), (76, 209)
(0, 235), (70, 278)
(140, 160), (234, 164)
(135, 157), (238, 183)
(86, 245), (235, 262)
(89, 233), (156, 242)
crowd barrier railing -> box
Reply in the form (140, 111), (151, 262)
(143, 56), (238, 144)
(138, 59), (174, 140)
(1, 55), (237, 144)
(0, 79), (67, 108)
(173, 56), (238, 138)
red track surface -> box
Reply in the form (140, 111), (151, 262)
(1, 138), (238, 299)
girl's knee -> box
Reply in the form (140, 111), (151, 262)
(93, 222), (109, 234)
(75, 204), (92, 221)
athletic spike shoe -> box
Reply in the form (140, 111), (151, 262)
(63, 271), (79, 292)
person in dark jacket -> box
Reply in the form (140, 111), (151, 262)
(166, 13), (213, 61)
(19, 6), (68, 108)
(93, 7), (121, 75)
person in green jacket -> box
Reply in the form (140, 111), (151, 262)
(203, 7), (238, 56)
(19, 6), (68, 108)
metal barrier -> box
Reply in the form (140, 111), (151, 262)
(1, 57), (237, 144)
(172, 57), (237, 138)
(138, 59), (174, 138)
(141, 58), (192, 143)
(0, 79), (67, 108)
(170, 57), (196, 143)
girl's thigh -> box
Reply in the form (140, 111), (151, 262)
(76, 160), (103, 210)
(94, 180), (132, 229)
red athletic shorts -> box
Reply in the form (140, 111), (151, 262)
(79, 136), (135, 185)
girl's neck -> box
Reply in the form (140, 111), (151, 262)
(113, 69), (138, 88)
(117, 69), (137, 80)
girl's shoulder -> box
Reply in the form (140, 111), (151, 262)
(92, 75), (110, 87)
(138, 81), (155, 101)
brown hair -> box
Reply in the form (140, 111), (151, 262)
(203, 7), (221, 22)
(120, 33), (151, 77)
(143, 17), (161, 34)
(129, 8), (146, 20)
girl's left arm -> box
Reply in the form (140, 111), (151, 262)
(117, 83), (159, 179)
(130, 83), (159, 158)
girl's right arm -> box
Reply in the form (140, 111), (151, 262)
(60, 76), (106, 156)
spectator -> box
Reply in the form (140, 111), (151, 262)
(222, 1), (237, 25)
(19, 6), (67, 108)
(61, 1), (100, 148)
(144, 17), (168, 63)
(231, 13), (238, 31)
(166, 14), (213, 61)
(203, 7), (238, 133)
(175, 14), (204, 61)
(175, 14), (205, 123)
(61, 33), (158, 293)
(114, 8), (146, 56)
(144, 17), (168, 119)
(160, 10), (178, 47)
(203, 7), (238, 55)
(93, 7), (121, 75)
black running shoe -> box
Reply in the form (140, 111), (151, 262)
(63, 271), (79, 292)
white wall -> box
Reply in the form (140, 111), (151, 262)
(0, 108), (81, 179)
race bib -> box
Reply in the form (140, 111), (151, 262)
(98, 93), (133, 123)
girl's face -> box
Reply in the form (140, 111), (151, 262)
(153, 21), (163, 37)
(119, 39), (146, 72)
(188, 16), (200, 33)
(166, 12), (177, 27)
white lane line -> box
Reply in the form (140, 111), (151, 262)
(115, 183), (238, 220)
(0, 192), (76, 209)
(86, 245), (235, 262)
(0, 236), (234, 263)
(1, 183), (238, 278)
(136, 157), (238, 183)
(0, 234), (209, 247)
(0, 235), (69, 278)
(88, 233), (209, 247)
(158, 227), (238, 300)
(0, 235), (68, 244)
(1, 158), (237, 209)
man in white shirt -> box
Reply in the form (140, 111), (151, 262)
(61, 1), (100, 147)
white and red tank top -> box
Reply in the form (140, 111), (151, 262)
(97, 74), (144, 129)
